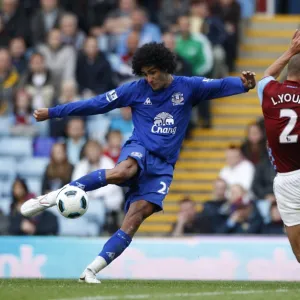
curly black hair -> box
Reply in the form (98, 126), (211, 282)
(132, 42), (177, 76)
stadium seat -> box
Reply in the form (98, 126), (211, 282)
(0, 197), (11, 216)
(0, 137), (33, 157)
(0, 156), (17, 178)
(27, 178), (42, 196)
(17, 157), (49, 178)
(0, 116), (11, 136)
(0, 178), (14, 197)
(0, 157), (16, 197)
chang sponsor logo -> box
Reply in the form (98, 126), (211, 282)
(151, 112), (177, 135)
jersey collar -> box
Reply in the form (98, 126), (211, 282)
(284, 80), (300, 87)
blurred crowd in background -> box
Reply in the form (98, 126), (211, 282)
(0, 0), (283, 237)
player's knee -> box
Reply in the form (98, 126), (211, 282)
(110, 162), (137, 184)
(110, 166), (129, 183)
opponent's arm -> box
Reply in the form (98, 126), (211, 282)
(263, 30), (300, 78)
(34, 83), (136, 122)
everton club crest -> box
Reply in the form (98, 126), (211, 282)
(172, 92), (184, 106)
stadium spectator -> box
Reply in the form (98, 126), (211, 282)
(71, 140), (124, 235)
(175, 15), (213, 128)
(20, 52), (55, 110)
(49, 80), (80, 137)
(171, 196), (204, 236)
(162, 31), (193, 77)
(117, 7), (161, 55)
(38, 29), (76, 90)
(219, 145), (255, 192)
(0, 48), (19, 115)
(9, 37), (29, 76)
(76, 36), (115, 96)
(158, 0), (190, 32)
(199, 178), (228, 232)
(0, 15), (10, 47)
(31, 0), (64, 45)
(241, 123), (267, 165)
(113, 30), (141, 83)
(0, 0), (30, 44)
(9, 178), (58, 235)
(60, 13), (86, 51)
(65, 118), (87, 165)
(251, 157), (276, 224)
(176, 15), (213, 77)
(261, 203), (285, 235)
(10, 89), (37, 136)
(56, 80), (80, 105)
(211, 0), (241, 71)
(189, 0), (228, 78)
(87, 0), (118, 34)
(216, 184), (263, 234)
(103, 130), (123, 164)
(107, 0), (136, 30)
(110, 107), (133, 142)
(42, 142), (73, 194)
(90, 0), (137, 53)
(252, 158), (276, 201)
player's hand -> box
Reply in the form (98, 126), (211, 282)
(240, 71), (256, 90)
(289, 29), (300, 54)
(33, 108), (49, 122)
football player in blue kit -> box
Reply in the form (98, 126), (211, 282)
(21, 42), (256, 283)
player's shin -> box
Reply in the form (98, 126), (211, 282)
(69, 169), (107, 191)
(87, 229), (132, 274)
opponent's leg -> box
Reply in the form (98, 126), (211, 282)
(285, 224), (300, 263)
(80, 200), (156, 283)
(21, 158), (139, 217)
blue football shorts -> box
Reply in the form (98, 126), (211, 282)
(117, 140), (174, 212)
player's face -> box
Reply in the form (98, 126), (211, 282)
(141, 66), (170, 90)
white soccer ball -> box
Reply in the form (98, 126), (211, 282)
(56, 186), (89, 219)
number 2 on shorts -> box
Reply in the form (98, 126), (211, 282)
(158, 181), (169, 194)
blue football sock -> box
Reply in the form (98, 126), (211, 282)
(99, 229), (132, 264)
(69, 169), (107, 192)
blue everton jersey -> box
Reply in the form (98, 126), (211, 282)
(49, 76), (247, 164)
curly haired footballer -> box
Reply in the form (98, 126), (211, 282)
(132, 42), (177, 76)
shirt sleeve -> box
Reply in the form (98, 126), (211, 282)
(257, 76), (275, 105)
(49, 81), (137, 119)
(189, 76), (248, 105)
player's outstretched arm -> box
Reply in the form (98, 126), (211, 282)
(33, 95), (113, 122)
(191, 72), (256, 103)
(33, 84), (135, 122)
(263, 29), (300, 78)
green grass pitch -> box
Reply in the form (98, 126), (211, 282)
(0, 280), (300, 300)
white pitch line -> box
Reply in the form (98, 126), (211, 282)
(54, 289), (290, 300)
